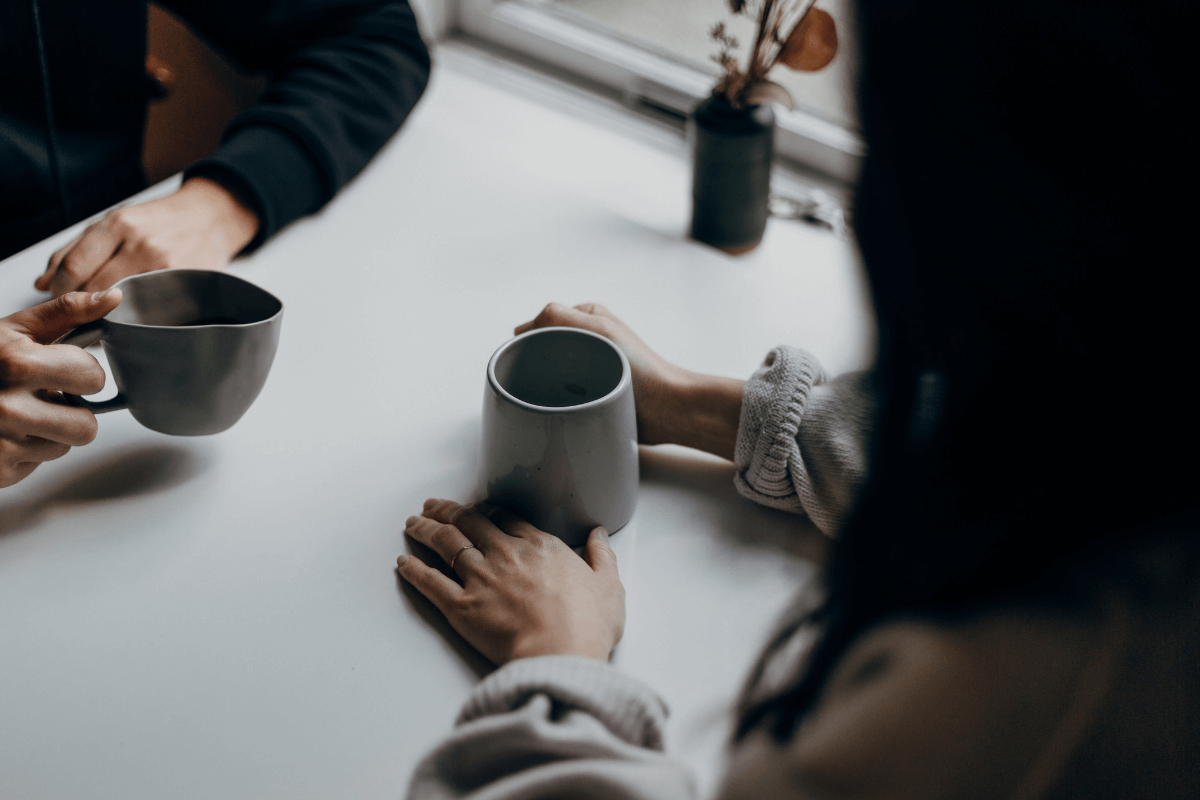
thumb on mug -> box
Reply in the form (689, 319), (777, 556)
(584, 526), (618, 576)
(6, 288), (123, 343)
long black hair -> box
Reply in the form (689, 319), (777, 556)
(738, 0), (1198, 741)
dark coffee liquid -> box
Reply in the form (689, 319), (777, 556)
(177, 316), (245, 327)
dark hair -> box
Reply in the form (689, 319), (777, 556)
(737, 0), (1198, 741)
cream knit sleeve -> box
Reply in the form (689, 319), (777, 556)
(734, 346), (876, 536)
(406, 656), (696, 800)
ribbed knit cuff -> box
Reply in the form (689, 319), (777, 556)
(458, 656), (671, 751)
(186, 122), (328, 253)
(734, 346), (826, 513)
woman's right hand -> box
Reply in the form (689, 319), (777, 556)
(515, 303), (745, 461)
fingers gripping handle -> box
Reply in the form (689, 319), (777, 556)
(57, 321), (128, 413)
(61, 392), (128, 413)
(57, 319), (105, 348)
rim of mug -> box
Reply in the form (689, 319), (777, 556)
(487, 326), (632, 413)
(101, 269), (284, 329)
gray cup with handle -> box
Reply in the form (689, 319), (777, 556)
(481, 326), (639, 548)
(58, 269), (283, 436)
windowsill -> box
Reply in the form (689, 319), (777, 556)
(418, 0), (862, 187)
(436, 36), (855, 213)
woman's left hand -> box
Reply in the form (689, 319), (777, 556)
(397, 499), (625, 665)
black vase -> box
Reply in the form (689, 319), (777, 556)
(689, 93), (775, 254)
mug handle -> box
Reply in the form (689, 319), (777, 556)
(57, 320), (129, 413)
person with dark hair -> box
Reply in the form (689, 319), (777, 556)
(395, 1), (1198, 797)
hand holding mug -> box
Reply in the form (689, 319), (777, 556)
(56, 270), (283, 436)
(515, 303), (686, 447)
(515, 303), (745, 461)
(0, 290), (123, 487)
(397, 499), (625, 665)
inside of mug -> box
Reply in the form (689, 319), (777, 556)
(494, 330), (624, 408)
(106, 270), (281, 327)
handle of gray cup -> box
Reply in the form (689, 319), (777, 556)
(57, 320), (129, 413)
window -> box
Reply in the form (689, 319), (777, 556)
(455, 0), (863, 183)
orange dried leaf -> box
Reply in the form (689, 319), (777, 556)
(778, 7), (838, 72)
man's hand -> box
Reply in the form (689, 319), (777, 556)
(397, 499), (625, 665)
(35, 177), (259, 298)
(0, 289), (123, 487)
(516, 303), (745, 460)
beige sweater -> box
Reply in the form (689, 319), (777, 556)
(404, 350), (1197, 799)
(732, 346), (875, 536)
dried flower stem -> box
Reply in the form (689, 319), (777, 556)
(713, 0), (822, 106)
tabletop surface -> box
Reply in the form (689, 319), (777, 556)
(0, 43), (873, 800)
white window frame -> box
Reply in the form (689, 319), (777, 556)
(437, 0), (863, 184)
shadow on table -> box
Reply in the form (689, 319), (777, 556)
(0, 443), (209, 538)
(638, 446), (830, 567)
(396, 536), (495, 680)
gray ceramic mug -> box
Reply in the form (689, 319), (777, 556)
(58, 270), (283, 436)
(481, 327), (638, 548)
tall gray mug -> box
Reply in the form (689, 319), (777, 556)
(58, 270), (283, 436)
(481, 326), (638, 548)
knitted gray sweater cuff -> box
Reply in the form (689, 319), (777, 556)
(458, 656), (671, 751)
(733, 346), (827, 516)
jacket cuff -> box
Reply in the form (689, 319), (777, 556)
(185, 124), (327, 253)
(459, 656), (671, 751)
(734, 346), (827, 514)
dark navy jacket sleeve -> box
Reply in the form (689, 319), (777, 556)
(164, 0), (431, 250)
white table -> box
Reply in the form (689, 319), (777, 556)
(0, 44), (873, 800)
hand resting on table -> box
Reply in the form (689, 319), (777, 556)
(517, 302), (746, 461)
(397, 498), (625, 665)
(34, 177), (259, 298)
(0, 289), (123, 487)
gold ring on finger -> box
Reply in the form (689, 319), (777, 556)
(449, 543), (477, 571)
